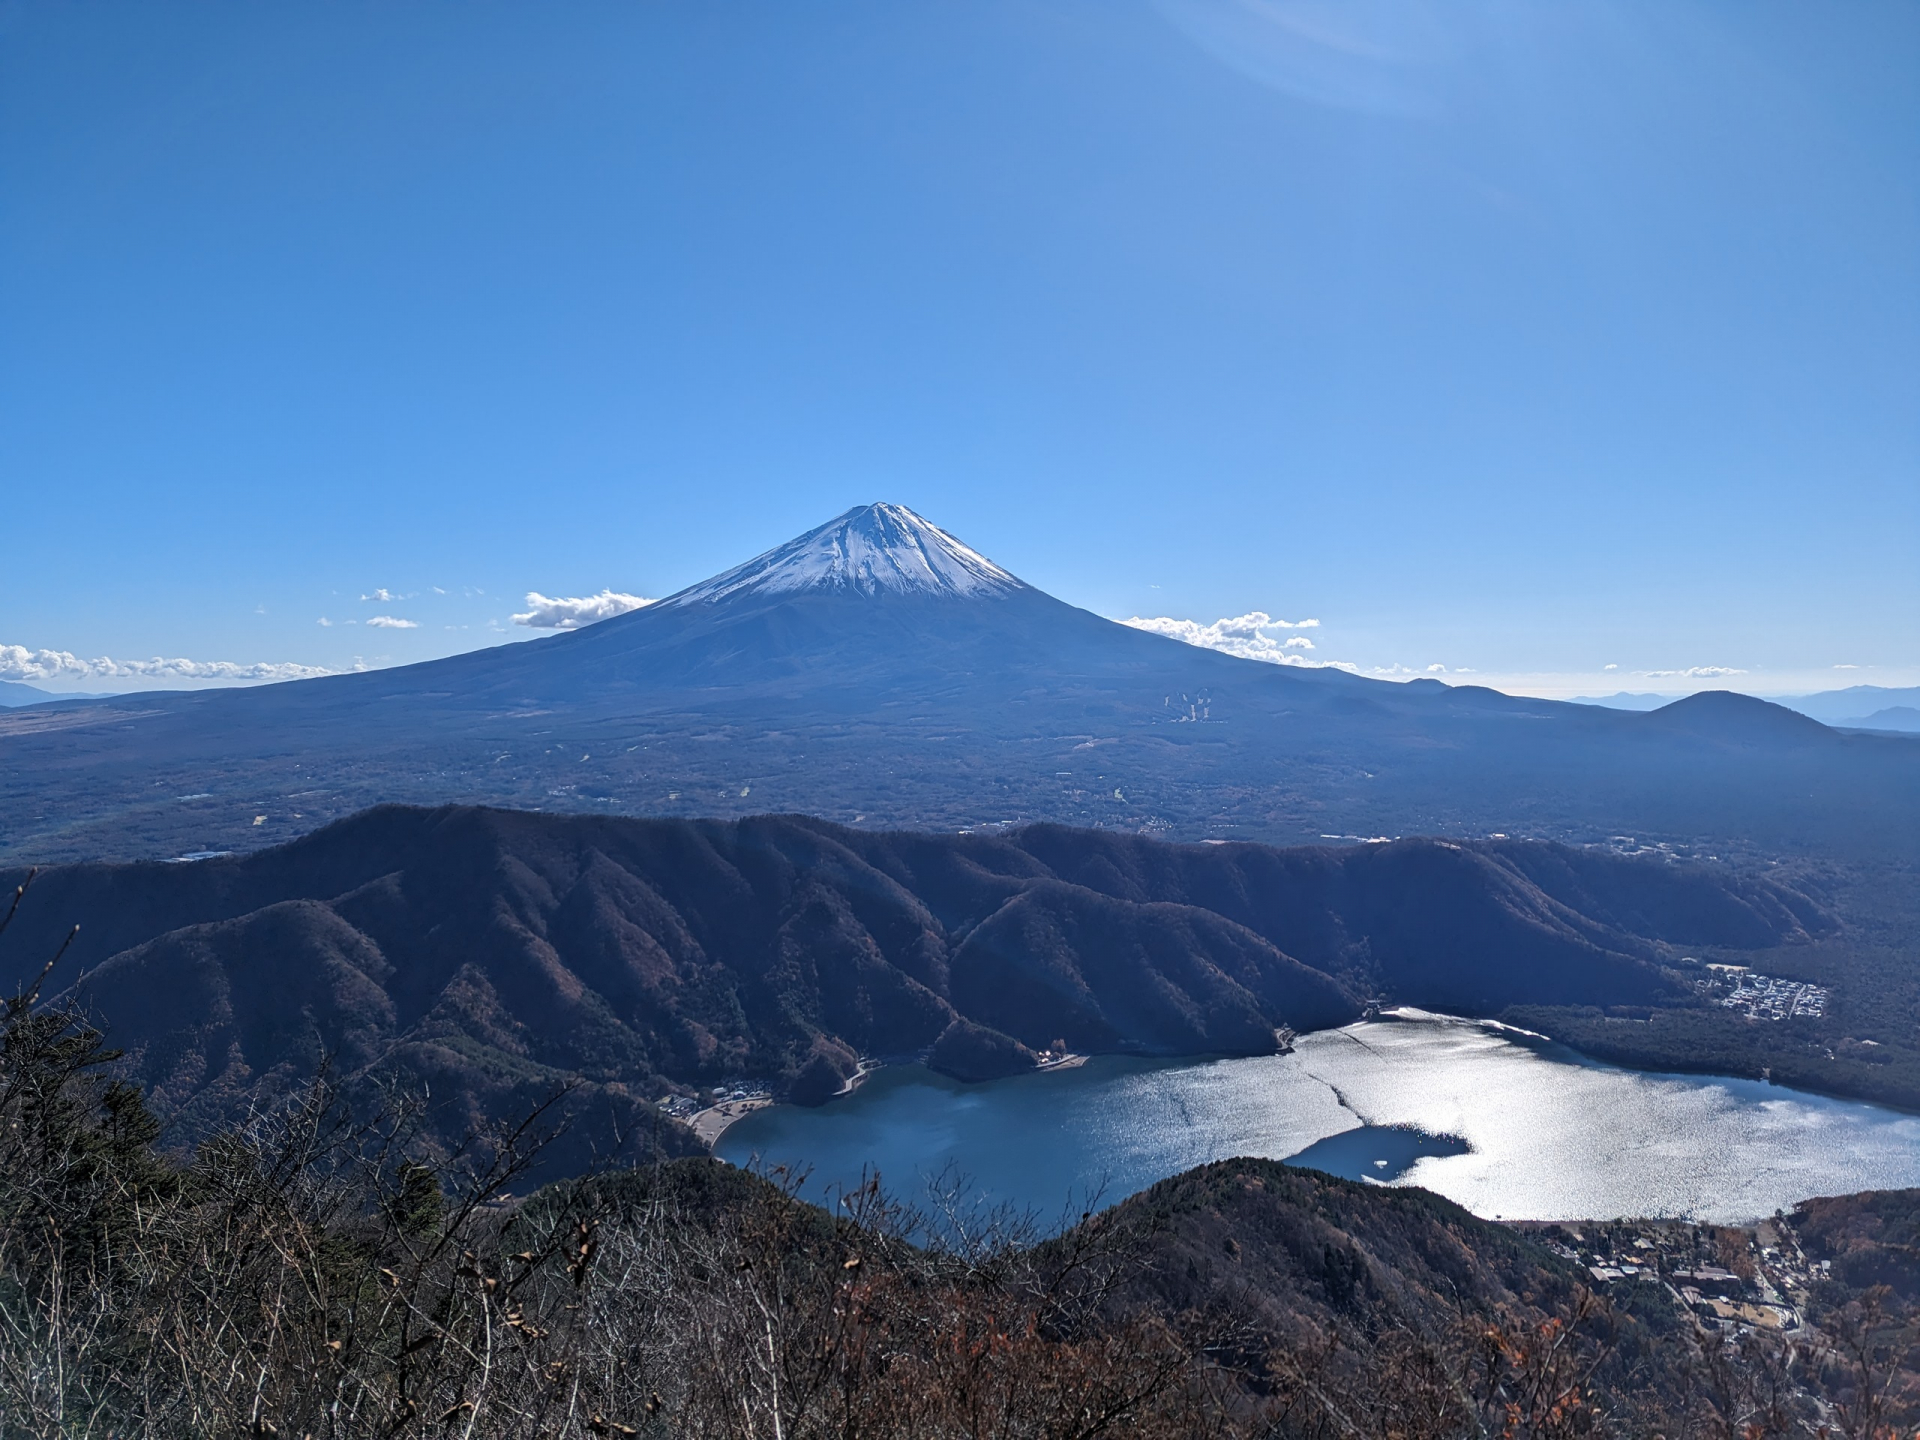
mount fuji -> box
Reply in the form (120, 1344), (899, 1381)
(661, 502), (1023, 605)
(1, 503), (1915, 866)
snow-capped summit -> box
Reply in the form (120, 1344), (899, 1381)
(662, 503), (1024, 607)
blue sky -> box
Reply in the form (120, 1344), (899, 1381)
(2, 0), (1914, 698)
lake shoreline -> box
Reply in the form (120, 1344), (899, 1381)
(691, 1097), (774, 1145)
(1347, 1005), (1920, 1122)
(717, 1012), (1920, 1227)
(704, 1006), (1920, 1152)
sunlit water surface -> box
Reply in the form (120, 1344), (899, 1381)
(716, 1012), (1920, 1224)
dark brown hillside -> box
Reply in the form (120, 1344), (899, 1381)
(1090, 1158), (1587, 1353)
(948, 881), (1351, 1054)
(0, 805), (1828, 1157)
(1072, 1157), (1698, 1433)
(91, 900), (397, 1123)
(1792, 1188), (1920, 1303)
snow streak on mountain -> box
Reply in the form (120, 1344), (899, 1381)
(662, 503), (1023, 607)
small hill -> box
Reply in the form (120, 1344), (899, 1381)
(1094, 1156), (1578, 1341)
(1643, 689), (1837, 746)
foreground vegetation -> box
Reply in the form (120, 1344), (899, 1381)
(5, 880), (1920, 1437)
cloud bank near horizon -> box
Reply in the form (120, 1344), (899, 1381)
(0, 644), (338, 685)
(1116, 614), (1795, 694)
(513, 590), (655, 630)
(1121, 611), (1339, 667)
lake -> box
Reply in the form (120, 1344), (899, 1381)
(716, 1010), (1920, 1225)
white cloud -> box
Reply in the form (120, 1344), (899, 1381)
(0, 644), (336, 684)
(513, 590), (656, 630)
(1603, 663), (1618, 671)
(1834, 663), (1859, 670)
(365, 615), (418, 629)
(1120, 611), (1332, 666)
(1153, 0), (1452, 117)
(361, 588), (404, 603)
(1644, 665), (1747, 679)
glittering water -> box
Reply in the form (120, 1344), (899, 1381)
(715, 1011), (1920, 1224)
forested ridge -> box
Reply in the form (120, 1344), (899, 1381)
(0, 805), (1831, 1157)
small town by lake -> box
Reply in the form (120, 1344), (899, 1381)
(717, 1010), (1920, 1226)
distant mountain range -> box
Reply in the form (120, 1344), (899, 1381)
(0, 679), (110, 708)
(1840, 704), (1920, 733)
(1773, 684), (1920, 725)
(0, 804), (1828, 1156)
(1855, 705), (1920, 732)
(0, 681), (51, 707)
(1576, 683), (1920, 729)
(1567, 691), (1675, 711)
(1, 503), (1915, 866)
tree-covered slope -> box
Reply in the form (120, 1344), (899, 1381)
(0, 805), (1829, 1153)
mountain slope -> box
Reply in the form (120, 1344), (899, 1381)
(0, 681), (47, 708)
(0, 806), (1829, 1153)
(1845, 706), (1920, 733)
(660, 501), (1023, 604)
(1642, 690), (1840, 746)
(2, 504), (1916, 868)
(0, 680), (95, 708)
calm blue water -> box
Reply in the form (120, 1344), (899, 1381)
(717, 1011), (1920, 1224)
